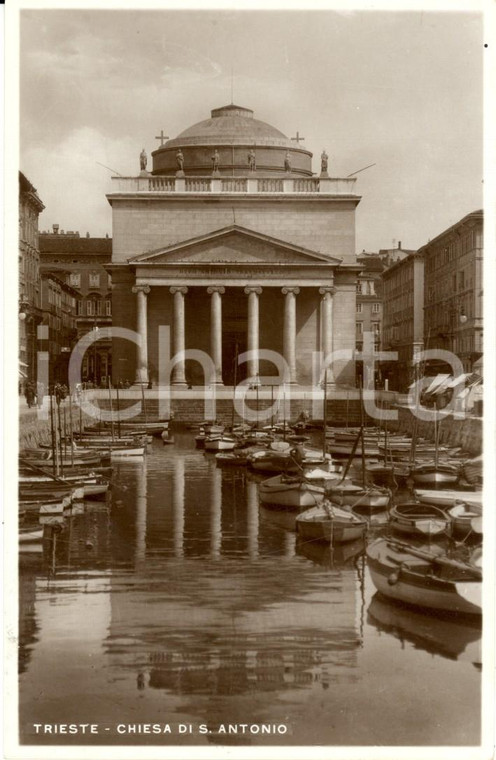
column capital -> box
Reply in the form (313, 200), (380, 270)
(244, 286), (262, 295)
(207, 286), (225, 295)
(282, 286), (300, 295)
(170, 286), (189, 295)
(132, 284), (151, 295)
(319, 286), (336, 296)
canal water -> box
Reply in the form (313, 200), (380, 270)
(19, 433), (481, 747)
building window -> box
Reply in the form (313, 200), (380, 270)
(372, 302), (380, 313)
(105, 299), (112, 316)
(459, 270), (465, 290)
(87, 300), (95, 316)
(69, 273), (81, 288)
(76, 300), (84, 316)
(356, 303), (363, 314)
(356, 283), (362, 295)
(356, 322), (363, 335)
(89, 273), (100, 288)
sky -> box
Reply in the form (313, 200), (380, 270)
(19, 8), (484, 252)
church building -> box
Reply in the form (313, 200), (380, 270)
(107, 104), (361, 389)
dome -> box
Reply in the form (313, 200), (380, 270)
(166, 104), (294, 149)
(151, 104), (313, 177)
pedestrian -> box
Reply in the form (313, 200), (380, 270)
(24, 382), (35, 409)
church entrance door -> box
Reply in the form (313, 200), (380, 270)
(222, 329), (247, 386)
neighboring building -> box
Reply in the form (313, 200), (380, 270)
(378, 242), (415, 268)
(355, 252), (385, 354)
(19, 172), (45, 384)
(381, 251), (424, 391)
(420, 210), (483, 374)
(39, 229), (113, 385)
(107, 103), (362, 388)
(39, 273), (79, 385)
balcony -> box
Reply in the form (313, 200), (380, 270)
(109, 175), (358, 197)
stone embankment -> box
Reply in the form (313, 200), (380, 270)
(388, 405), (482, 456)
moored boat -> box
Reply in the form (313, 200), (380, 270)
(447, 502), (483, 539)
(414, 488), (482, 509)
(410, 462), (460, 487)
(366, 537), (482, 615)
(204, 435), (237, 452)
(326, 481), (391, 510)
(258, 474), (325, 508)
(296, 502), (367, 543)
(389, 502), (449, 538)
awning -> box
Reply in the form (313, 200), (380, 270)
(425, 374), (450, 394)
(19, 360), (29, 367)
(446, 373), (469, 389)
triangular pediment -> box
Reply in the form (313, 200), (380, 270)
(129, 225), (342, 267)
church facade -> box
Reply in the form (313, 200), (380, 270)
(107, 104), (361, 388)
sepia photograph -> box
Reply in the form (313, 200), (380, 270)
(5, 1), (494, 758)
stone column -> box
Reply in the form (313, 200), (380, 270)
(282, 286), (299, 383)
(244, 286), (262, 379)
(319, 287), (335, 384)
(207, 286), (225, 385)
(132, 284), (150, 385)
(170, 286), (188, 386)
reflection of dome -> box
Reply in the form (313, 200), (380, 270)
(152, 104), (313, 177)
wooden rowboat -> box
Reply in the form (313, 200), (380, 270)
(366, 538), (482, 615)
(258, 474), (325, 508)
(389, 502), (449, 538)
(296, 502), (367, 544)
(410, 462), (460, 487)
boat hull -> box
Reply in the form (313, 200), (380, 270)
(366, 539), (482, 615)
(259, 477), (324, 508)
(296, 506), (367, 543)
(389, 503), (449, 538)
(411, 465), (459, 487)
(204, 438), (236, 451)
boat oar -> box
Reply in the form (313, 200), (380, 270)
(386, 538), (482, 579)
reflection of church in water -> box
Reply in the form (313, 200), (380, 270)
(105, 456), (364, 711)
(108, 104), (361, 388)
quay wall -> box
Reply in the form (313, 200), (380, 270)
(90, 395), (366, 427)
(19, 400), (97, 449)
(388, 405), (482, 456)
(19, 392), (482, 454)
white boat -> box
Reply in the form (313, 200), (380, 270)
(447, 502), (483, 539)
(19, 527), (43, 544)
(326, 481), (391, 510)
(258, 474), (325, 508)
(296, 502), (367, 543)
(414, 489), (482, 509)
(110, 446), (146, 459)
(366, 538), (482, 615)
(410, 462), (460, 487)
(204, 436), (237, 452)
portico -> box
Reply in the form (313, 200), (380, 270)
(112, 224), (349, 388)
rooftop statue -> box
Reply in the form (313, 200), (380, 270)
(140, 148), (147, 171)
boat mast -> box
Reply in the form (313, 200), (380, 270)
(231, 343), (238, 432)
(359, 381), (366, 486)
(322, 369), (328, 457)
